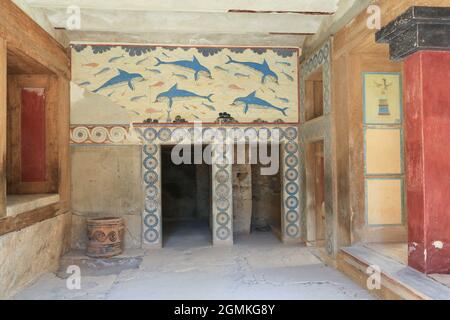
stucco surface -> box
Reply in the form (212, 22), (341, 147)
(0, 213), (70, 299)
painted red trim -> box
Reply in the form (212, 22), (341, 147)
(21, 88), (46, 182)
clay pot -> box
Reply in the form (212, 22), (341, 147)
(86, 217), (124, 258)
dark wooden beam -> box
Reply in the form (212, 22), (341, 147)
(0, 203), (61, 237)
(0, 1), (70, 78)
(0, 39), (6, 219)
(376, 6), (450, 60)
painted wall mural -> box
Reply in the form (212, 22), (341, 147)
(71, 45), (299, 125)
(363, 72), (402, 125)
(362, 72), (405, 227)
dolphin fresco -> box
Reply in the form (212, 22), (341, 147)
(226, 55), (278, 84)
(155, 56), (211, 80)
(232, 91), (288, 116)
(92, 69), (144, 93)
(155, 84), (214, 109)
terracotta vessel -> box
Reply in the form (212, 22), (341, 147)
(86, 217), (124, 258)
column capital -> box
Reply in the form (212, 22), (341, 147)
(376, 6), (450, 60)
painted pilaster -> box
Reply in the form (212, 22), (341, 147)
(211, 142), (233, 246)
(377, 6), (450, 274)
(299, 40), (336, 255)
(281, 127), (302, 243)
(142, 143), (162, 248)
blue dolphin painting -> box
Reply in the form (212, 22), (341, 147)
(226, 55), (278, 84)
(155, 56), (212, 80)
(155, 84), (214, 109)
(232, 91), (288, 116)
(93, 69), (144, 93)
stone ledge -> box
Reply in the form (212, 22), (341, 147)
(6, 193), (60, 217)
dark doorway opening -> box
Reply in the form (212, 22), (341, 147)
(161, 145), (212, 247)
(232, 144), (282, 243)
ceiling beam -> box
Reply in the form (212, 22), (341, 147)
(25, 0), (339, 14)
(66, 31), (306, 47)
(12, 0), (69, 46)
(43, 8), (325, 35)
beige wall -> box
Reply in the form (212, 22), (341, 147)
(71, 145), (143, 249)
(331, 0), (408, 245)
(0, 213), (70, 299)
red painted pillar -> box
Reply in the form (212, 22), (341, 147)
(404, 51), (450, 274)
(376, 7), (450, 274)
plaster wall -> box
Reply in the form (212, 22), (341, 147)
(0, 212), (70, 299)
(71, 145), (143, 249)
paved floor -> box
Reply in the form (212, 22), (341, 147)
(14, 223), (374, 300)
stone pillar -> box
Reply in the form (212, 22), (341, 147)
(211, 143), (233, 246)
(142, 144), (162, 248)
(377, 7), (450, 274)
(232, 164), (252, 235)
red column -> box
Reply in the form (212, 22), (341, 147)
(404, 51), (450, 274)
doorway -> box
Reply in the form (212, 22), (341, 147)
(161, 145), (212, 247)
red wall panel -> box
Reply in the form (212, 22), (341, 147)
(21, 88), (46, 182)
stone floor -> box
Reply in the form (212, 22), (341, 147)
(14, 222), (374, 300)
(364, 242), (450, 290)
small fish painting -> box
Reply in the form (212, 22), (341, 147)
(150, 81), (164, 88)
(94, 67), (111, 76)
(281, 70), (294, 82)
(82, 63), (99, 68)
(172, 72), (189, 80)
(145, 107), (160, 114)
(275, 96), (290, 103)
(136, 57), (149, 65)
(145, 68), (162, 74)
(214, 66), (230, 73)
(201, 102), (216, 111)
(229, 84), (245, 91)
(276, 61), (292, 67)
(78, 81), (91, 87)
(234, 72), (250, 79)
(109, 54), (125, 63)
(131, 95), (147, 102)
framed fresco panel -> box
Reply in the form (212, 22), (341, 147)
(363, 72), (402, 125)
(364, 127), (403, 176)
(365, 178), (405, 226)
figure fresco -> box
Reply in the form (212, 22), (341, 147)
(363, 72), (402, 125)
(71, 45), (299, 124)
